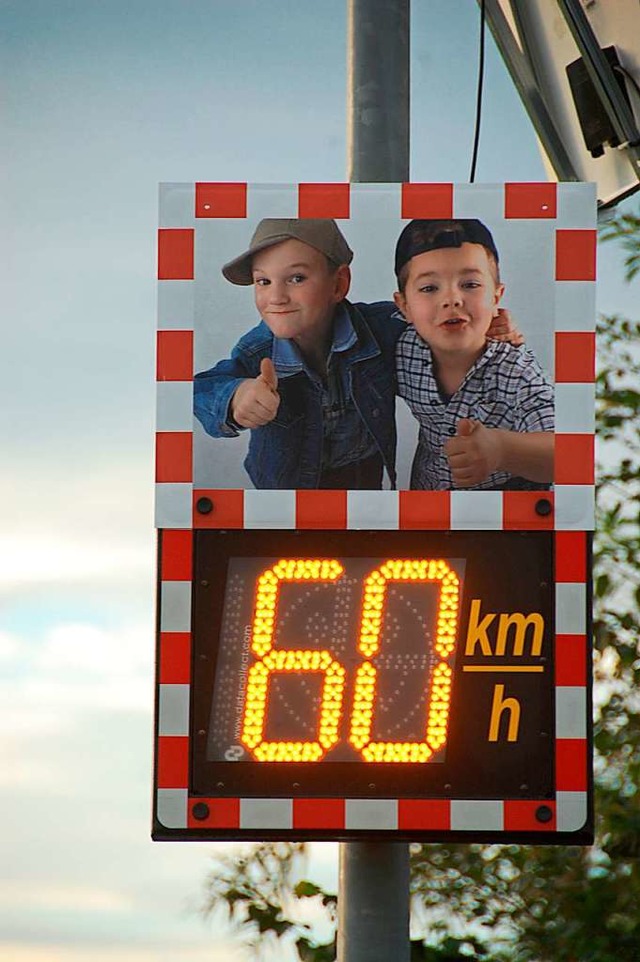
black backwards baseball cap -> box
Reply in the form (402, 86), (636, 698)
(394, 218), (500, 279)
(222, 218), (354, 285)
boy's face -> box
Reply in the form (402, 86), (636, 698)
(394, 243), (504, 359)
(251, 239), (350, 350)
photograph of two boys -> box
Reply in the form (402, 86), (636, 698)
(192, 189), (556, 493)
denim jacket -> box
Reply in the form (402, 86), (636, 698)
(194, 300), (406, 489)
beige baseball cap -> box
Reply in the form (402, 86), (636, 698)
(222, 218), (354, 285)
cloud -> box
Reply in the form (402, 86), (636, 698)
(36, 621), (150, 678)
(0, 631), (19, 661)
(0, 620), (153, 745)
(0, 535), (151, 592)
(0, 613), (248, 959)
(0, 460), (156, 631)
(0, 881), (132, 914)
(0, 611), (338, 962)
(0, 944), (245, 962)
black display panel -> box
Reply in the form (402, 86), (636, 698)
(190, 529), (555, 801)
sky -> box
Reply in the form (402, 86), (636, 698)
(2, 2), (639, 960)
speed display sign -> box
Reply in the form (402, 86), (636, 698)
(155, 525), (592, 843)
(153, 181), (594, 844)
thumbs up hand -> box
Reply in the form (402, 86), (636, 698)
(455, 418), (476, 438)
(231, 357), (281, 428)
(259, 357), (278, 392)
(444, 418), (502, 487)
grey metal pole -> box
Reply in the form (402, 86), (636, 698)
(339, 3), (411, 961)
(337, 842), (411, 962)
(347, 0), (410, 182)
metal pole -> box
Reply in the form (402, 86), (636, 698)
(337, 842), (411, 962)
(347, 0), (410, 182)
(339, 3), (411, 961)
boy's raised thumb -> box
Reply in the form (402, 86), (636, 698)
(456, 418), (477, 437)
(259, 357), (278, 391)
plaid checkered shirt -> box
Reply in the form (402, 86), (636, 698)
(396, 328), (554, 490)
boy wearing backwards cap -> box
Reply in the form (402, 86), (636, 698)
(393, 219), (554, 490)
(194, 217), (521, 490)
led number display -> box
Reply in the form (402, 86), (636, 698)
(242, 559), (346, 763)
(237, 557), (462, 766)
(190, 529), (557, 803)
(203, 555), (465, 773)
(351, 559), (459, 763)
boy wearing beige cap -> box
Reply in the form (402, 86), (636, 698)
(194, 219), (405, 489)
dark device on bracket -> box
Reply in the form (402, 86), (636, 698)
(566, 46), (634, 158)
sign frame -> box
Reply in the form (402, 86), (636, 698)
(153, 526), (592, 844)
(153, 181), (595, 845)
(156, 180), (596, 529)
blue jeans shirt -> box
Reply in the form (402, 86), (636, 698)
(194, 300), (406, 489)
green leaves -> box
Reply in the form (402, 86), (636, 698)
(410, 936), (502, 961)
(246, 901), (293, 936)
(294, 880), (323, 899)
(296, 935), (337, 962)
(600, 211), (640, 282)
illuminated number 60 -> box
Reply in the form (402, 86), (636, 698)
(240, 558), (461, 763)
(241, 559), (346, 762)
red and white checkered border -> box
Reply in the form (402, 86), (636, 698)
(156, 181), (595, 532)
(155, 528), (590, 837)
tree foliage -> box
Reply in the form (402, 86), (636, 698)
(600, 210), (640, 282)
(202, 211), (640, 961)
